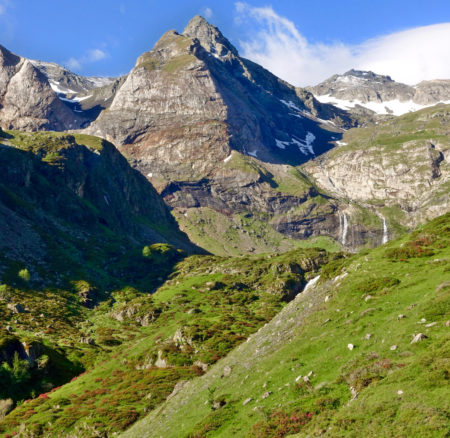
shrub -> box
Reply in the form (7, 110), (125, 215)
(248, 410), (313, 437)
(18, 269), (30, 282)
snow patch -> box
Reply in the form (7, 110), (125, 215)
(275, 139), (290, 149)
(248, 150), (258, 157)
(58, 94), (92, 104)
(49, 80), (77, 94)
(275, 133), (316, 155)
(314, 93), (450, 116)
(147, 172), (153, 178)
(72, 94), (92, 102)
(58, 97), (77, 103)
(336, 141), (347, 146)
(291, 132), (315, 155)
(223, 153), (232, 163)
(279, 99), (302, 112)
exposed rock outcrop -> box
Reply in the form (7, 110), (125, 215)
(302, 105), (450, 231)
(0, 46), (86, 130)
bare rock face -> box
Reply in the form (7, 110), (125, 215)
(413, 80), (450, 105)
(308, 70), (415, 104)
(0, 45), (86, 131)
(302, 105), (450, 229)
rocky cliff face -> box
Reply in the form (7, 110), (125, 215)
(0, 46), (87, 131)
(302, 105), (450, 231)
(308, 69), (450, 115)
(85, 16), (352, 185)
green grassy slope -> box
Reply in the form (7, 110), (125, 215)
(0, 248), (329, 437)
(0, 129), (199, 433)
(123, 213), (450, 438)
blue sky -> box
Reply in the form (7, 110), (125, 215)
(0, 0), (449, 85)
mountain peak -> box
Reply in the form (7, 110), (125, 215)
(183, 15), (238, 57)
(342, 69), (393, 82)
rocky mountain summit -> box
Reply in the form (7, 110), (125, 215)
(83, 16), (449, 252)
(308, 69), (450, 115)
(86, 15), (350, 183)
(30, 60), (115, 94)
(0, 45), (87, 131)
(83, 16), (370, 252)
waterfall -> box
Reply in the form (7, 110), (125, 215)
(304, 275), (320, 292)
(339, 212), (348, 246)
(381, 215), (388, 244)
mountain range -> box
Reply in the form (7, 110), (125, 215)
(0, 14), (448, 438)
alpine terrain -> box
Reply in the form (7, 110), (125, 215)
(0, 12), (448, 438)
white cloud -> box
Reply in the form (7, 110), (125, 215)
(235, 3), (450, 86)
(88, 49), (107, 62)
(203, 7), (213, 19)
(65, 48), (108, 71)
(66, 57), (82, 71)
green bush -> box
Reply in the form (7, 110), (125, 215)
(18, 268), (30, 282)
(142, 243), (180, 264)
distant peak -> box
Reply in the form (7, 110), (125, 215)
(0, 44), (21, 67)
(184, 15), (209, 29)
(342, 69), (393, 82)
(183, 15), (238, 58)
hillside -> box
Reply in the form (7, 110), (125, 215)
(0, 245), (329, 436)
(0, 128), (199, 423)
(123, 213), (450, 438)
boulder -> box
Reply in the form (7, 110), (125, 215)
(7, 303), (25, 314)
(411, 333), (428, 344)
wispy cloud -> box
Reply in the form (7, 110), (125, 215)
(65, 48), (108, 71)
(235, 2), (450, 86)
(203, 7), (213, 19)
